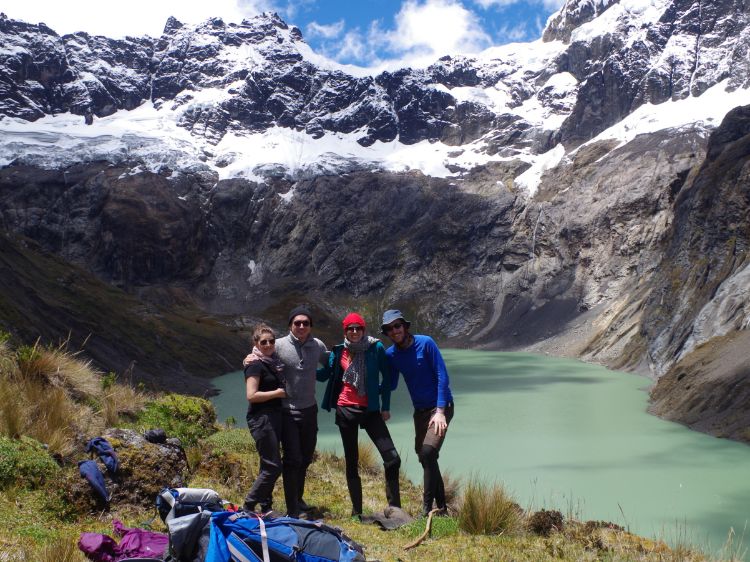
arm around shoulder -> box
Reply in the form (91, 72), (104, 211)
(375, 341), (392, 410)
(316, 349), (333, 382)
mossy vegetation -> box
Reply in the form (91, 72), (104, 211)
(132, 393), (217, 446)
(0, 436), (60, 489)
(0, 335), (741, 561)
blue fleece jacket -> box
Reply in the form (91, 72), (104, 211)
(386, 335), (453, 409)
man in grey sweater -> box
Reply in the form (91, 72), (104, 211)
(274, 305), (328, 518)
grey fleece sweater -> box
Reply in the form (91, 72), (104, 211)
(275, 332), (328, 410)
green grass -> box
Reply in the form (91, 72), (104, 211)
(0, 436), (60, 489)
(129, 393), (218, 446)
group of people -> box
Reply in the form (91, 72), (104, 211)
(241, 305), (454, 520)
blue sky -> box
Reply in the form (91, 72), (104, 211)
(4, 0), (564, 67)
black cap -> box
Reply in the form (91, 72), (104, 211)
(288, 305), (313, 326)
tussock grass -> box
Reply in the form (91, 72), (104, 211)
(15, 341), (102, 401)
(0, 338), (147, 457)
(719, 526), (748, 562)
(0, 374), (79, 456)
(0, 337), (17, 378)
(0, 376), (23, 438)
(357, 441), (381, 475)
(458, 475), (523, 536)
(440, 469), (462, 510)
(101, 383), (147, 427)
(22, 536), (87, 562)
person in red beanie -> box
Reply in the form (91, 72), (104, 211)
(318, 312), (401, 518)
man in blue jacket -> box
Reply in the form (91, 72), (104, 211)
(381, 309), (454, 516)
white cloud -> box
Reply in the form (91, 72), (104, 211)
(307, 1), (496, 72)
(385, 0), (492, 59)
(306, 19), (345, 39)
(498, 23), (529, 42)
(2, 0), (277, 38)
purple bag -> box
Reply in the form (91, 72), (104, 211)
(79, 519), (168, 562)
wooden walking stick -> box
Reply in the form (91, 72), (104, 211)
(404, 509), (440, 550)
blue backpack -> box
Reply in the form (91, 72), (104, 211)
(205, 511), (365, 562)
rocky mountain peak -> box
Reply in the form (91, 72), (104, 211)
(162, 16), (184, 35)
(543, 0), (619, 42)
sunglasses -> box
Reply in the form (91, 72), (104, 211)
(258, 338), (275, 346)
(385, 322), (405, 333)
(293, 320), (311, 327)
(345, 325), (364, 332)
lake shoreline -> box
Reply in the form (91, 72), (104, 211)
(460, 306), (750, 448)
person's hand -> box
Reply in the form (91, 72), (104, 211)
(242, 354), (253, 367)
(276, 388), (287, 398)
(428, 411), (447, 437)
(381, 410), (391, 422)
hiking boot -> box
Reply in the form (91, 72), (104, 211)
(434, 506), (449, 517)
(288, 511), (314, 521)
(385, 478), (401, 509)
(298, 498), (313, 512)
(421, 493), (434, 518)
(242, 501), (257, 513)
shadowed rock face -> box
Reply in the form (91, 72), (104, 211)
(0, 110), (748, 441)
(0, 163), (213, 287)
(641, 105), (750, 371)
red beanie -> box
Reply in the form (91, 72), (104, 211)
(342, 313), (366, 330)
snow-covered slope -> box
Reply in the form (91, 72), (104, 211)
(2, 0), (748, 193)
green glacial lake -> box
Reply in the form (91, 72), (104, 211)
(211, 350), (750, 558)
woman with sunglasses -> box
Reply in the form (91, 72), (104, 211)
(318, 313), (401, 518)
(242, 324), (287, 514)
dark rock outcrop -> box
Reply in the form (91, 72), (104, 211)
(63, 428), (188, 512)
(0, 14), (153, 119)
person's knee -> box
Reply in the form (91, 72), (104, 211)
(382, 448), (401, 471)
(418, 444), (439, 466)
(266, 456), (282, 475)
(383, 448), (401, 479)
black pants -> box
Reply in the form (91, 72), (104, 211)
(336, 406), (401, 511)
(413, 403), (454, 513)
(281, 405), (318, 516)
(244, 408), (283, 511)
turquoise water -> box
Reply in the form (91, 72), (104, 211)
(211, 350), (750, 557)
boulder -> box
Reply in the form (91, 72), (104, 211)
(64, 428), (189, 513)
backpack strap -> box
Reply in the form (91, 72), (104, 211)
(225, 513), (269, 562)
(254, 513), (270, 562)
(227, 532), (263, 562)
